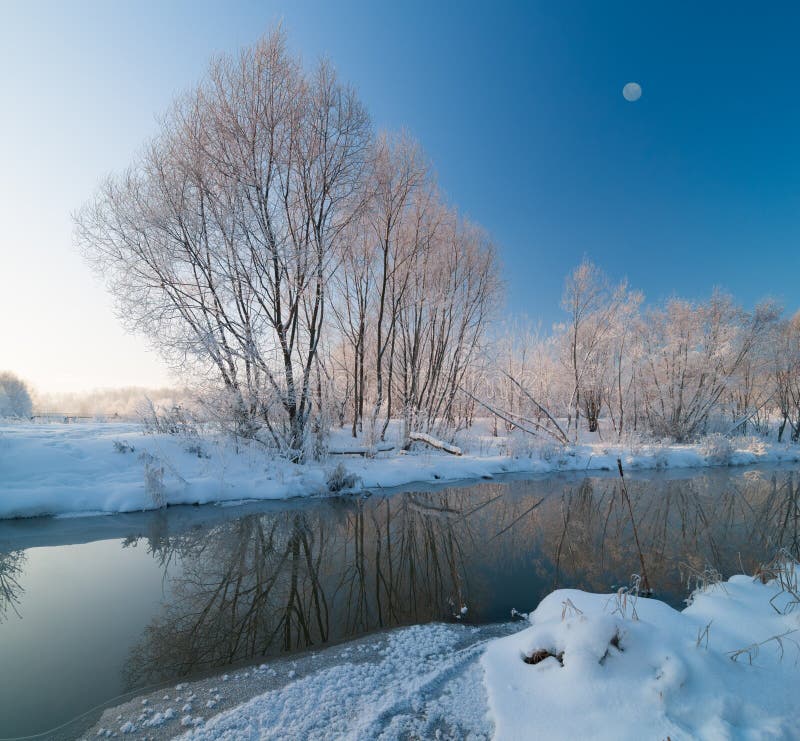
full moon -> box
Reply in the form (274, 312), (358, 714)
(622, 82), (642, 101)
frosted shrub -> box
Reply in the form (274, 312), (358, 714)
(113, 440), (135, 454)
(0, 372), (33, 418)
(700, 433), (734, 465)
(326, 463), (360, 493)
(504, 431), (539, 458)
(536, 439), (563, 463)
(506, 432), (537, 458)
(305, 407), (331, 462)
(139, 399), (198, 437)
(652, 443), (669, 469)
(362, 418), (379, 458)
(184, 443), (210, 459)
(743, 436), (767, 456)
(139, 452), (166, 507)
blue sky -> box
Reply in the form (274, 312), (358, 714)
(1, 1), (799, 389)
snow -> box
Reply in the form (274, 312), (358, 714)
(0, 420), (798, 519)
(86, 621), (513, 740)
(483, 567), (800, 740)
(177, 623), (496, 741)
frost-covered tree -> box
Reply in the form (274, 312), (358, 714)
(329, 132), (501, 447)
(486, 265), (792, 447)
(0, 372), (33, 418)
(773, 312), (800, 442)
(77, 28), (503, 458)
(365, 133), (428, 442)
(395, 205), (501, 441)
(637, 294), (778, 441)
(489, 320), (568, 442)
(560, 260), (632, 437)
(76, 30), (371, 461)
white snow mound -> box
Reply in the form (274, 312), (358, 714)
(482, 568), (800, 740)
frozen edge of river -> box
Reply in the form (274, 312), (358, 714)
(78, 622), (520, 741)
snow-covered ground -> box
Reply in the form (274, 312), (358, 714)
(484, 567), (800, 740)
(85, 561), (800, 740)
(87, 622), (514, 740)
(1, 420), (799, 519)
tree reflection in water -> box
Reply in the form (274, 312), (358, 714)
(124, 467), (800, 686)
(0, 549), (25, 622)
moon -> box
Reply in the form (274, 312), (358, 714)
(622, 82), (642, 102)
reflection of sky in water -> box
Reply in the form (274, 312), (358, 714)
(0, 540), (174, 737)
(0, 464), (798, 737)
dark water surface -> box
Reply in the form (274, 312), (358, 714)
(1, 465), (799, 738)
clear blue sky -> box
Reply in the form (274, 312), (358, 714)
(2, 1), (799, 390)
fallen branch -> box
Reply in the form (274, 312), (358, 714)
(460, 387), (568, 445)
(500, 371), (570, 444)
(724, 397), (773, 436)
(328, 443), (395, 456)
(408, 432), (462, 456)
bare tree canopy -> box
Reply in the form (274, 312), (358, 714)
(489, 272), (790, 445)
(77, 31), (371, 460)
(76, 29), (501, 460)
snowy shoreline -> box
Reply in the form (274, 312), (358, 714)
(81, 563), (800, 740)
(1, 421), (799, 520)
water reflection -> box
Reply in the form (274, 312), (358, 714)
(121, 467), (800, 685)
(0, 549), (25, 621)
(124, 495), (482, 684)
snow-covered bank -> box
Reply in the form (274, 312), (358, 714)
(85, 622), (515, 740)
(484, 564), (800, 740)
(85, 563), (800, 740)
(1, 421), (799, 519)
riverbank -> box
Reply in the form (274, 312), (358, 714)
(81, 561), (800, 740)
(1, 421), (799, 519)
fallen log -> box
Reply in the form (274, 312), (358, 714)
(328, 443), (395, 456)
(408, 432), (462, 456)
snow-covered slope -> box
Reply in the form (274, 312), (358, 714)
(1, 421), (799, 520)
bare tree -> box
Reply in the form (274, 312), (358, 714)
(76, 31), (370, 461)
(774, 312), (800, 442)
(330, 209), (376, 437)
(365, 133), (427, 443)
(396, 203), (501, 442)
(603, 289), (644, 439)
(561, 261), (629, 437)
(637, 294), (778, 441)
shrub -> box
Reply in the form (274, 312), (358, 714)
(139, 399), (198, 437)
(326, 463), (360, 492)
(185, 443), (210, 459)
(139, 452), (166, 507)
(699, 433), (734, 464)
(742, 436), (767, 456)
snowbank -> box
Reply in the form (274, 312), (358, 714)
(179, 624), (493, 740)
(88, 622), (508, 740)
(1, 421), (798, 519)
(483, 567), (800, 740)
